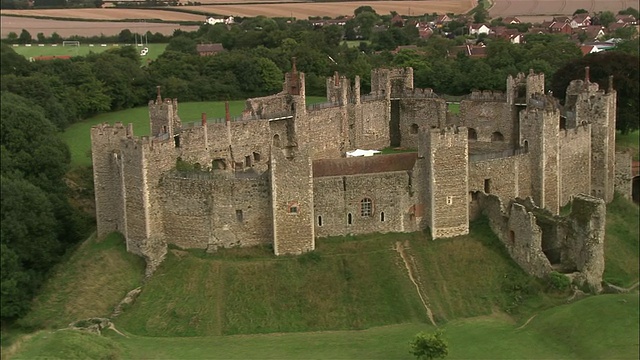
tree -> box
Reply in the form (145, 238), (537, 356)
(410, 330), (449, 360)
(573, 8), (589, 15)
(595, 11), (616, 27)
(18, 29), (31, 44)
(618, 7), (639, 19)
(354, 5), (376, 16)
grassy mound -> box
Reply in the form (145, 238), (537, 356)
(113, 219), (543, 337)
(12, 294), (638, 360)
(11, 330), (122, 360)
(17, 233), (146, 330)
(604, 193), (640, 287)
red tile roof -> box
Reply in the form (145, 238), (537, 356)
(313, 152), (418, 177)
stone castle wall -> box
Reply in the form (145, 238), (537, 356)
(559, 125), (592, 205)
(398, 98), (446, 149)
(313, 171), (415, 237)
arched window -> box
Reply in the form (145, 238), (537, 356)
(410, 124), (419, 134)
(468, 128), (478, 141)
(491, 132), (504, 142)
(273, 134), (281, 148)
(360, 198), (372, 217)
(523, 140), (529, 152)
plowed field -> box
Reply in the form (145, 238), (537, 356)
(488, 0), (634, 17)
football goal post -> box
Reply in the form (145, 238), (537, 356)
(62, 40), (80, 47)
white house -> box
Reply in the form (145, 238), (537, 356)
(469, 24), (491, 35)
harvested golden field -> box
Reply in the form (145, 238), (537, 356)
(175, 1), (476, 18)
(0, 8), (205, 21)
(488, 0), (635, 17)
(0, 16), (199, 37)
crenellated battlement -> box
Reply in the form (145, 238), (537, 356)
(467, 90), (507, 102)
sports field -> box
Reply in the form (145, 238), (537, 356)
(10, 43), (167, 61)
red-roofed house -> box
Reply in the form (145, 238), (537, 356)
(571, 14), (591, 28)
(550, 21), (572, 34)
(615, 14), (637, 25)
(503, 16), (521, 24)
(469, 23), (491, 35)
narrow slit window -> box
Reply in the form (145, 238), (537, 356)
(347, 213), (352, 225)
(380, 212), (385, 222)
(318, 215), (323, 227)
(235, 209), (243, 222)
(484, 179), (491, 194)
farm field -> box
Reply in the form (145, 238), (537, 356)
(11, 43), (167, 61)
(0, 16), (200, 38)
(0, 8), (204, 21)
(488, 0), (636, 18)
(175, 1), (476, 18)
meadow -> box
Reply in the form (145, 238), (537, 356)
(11, 43), (168, 62)
(61, 96), (327, 167)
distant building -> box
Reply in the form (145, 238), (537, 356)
(196, 43), (225, 56)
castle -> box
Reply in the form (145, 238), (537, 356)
(91, 65), (631, 290)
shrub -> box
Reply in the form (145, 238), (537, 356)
(548, 271), (571, 291)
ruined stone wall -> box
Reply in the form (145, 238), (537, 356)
(425, 127), (469, 238)
(119, 137), (150, 255)
(479, 194), (553, 278)
(160, 174), (272, 250)
(370, 67), (413, 98)
(615, 152), (632, 199)
(516, 195), (606, 292)
(398, 98), (447, 149)
(313, 171), (415, 238)
(519, 105), (561, 214)
(458, 101), (515, 148)
(358, 99), (390, 150)
(571, 80), (616, 202)
(307, 107), (346, 158)
(469, 154), (530, 203)
(559, 125), (591, 205)
(91, 123), (128, 237)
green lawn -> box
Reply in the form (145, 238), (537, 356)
(11, 294), (639, 360)
(11, 43), (167, 62)
(61, 96), (327, 167)
(616, 130), (639, 161)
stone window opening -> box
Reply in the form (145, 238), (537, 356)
(347, 213), (352, 225)
(560, 117), (567, 130)
(410, 124), (419, 134)
(213, 159), (226, 170)
(342, 176), (347, 192)
(509, 230), (515, 245)
(245, 155), (252, 168)
(273, 134), (281, 148)
(253, 152), (261, 162)
(523, 140), (529, 152)
(446, 196), (453, 205)
(380, 212), (385, 222)
(235, 209), (243, 222)
(361, 198), (373, 217)
(470, 191), (479, 202)
(288, 202), (299, 214)
(318, 215), (323, 226)
(174, 135), (181, 148)
(162, 125), (167, 133)
(468, 128), (478, 141)
(484, 179), (491, 193)
(491, 132), (504, 142)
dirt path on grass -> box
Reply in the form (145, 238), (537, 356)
(394, 241), (436, 326)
